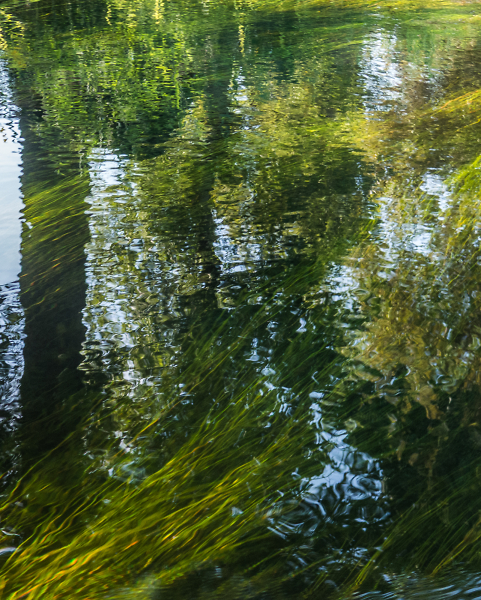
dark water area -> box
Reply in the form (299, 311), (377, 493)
(2, 0), (481, 597)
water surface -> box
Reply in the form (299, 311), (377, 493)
(1, 0), (481, 598)
(0, 60), (22, 286)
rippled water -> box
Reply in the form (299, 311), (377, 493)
(1, 0), (481, 597)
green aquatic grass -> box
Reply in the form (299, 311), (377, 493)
(2, 0), (481, 597)
(0, 291), (335, 599)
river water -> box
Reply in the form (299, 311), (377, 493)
(1, 0), (481, 598)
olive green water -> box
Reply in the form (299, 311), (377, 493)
(3, 0), (481, 597)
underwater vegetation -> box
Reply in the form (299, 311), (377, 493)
(2, 0), (481, 598)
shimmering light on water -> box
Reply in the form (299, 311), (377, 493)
(0, 61), (22, 286)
